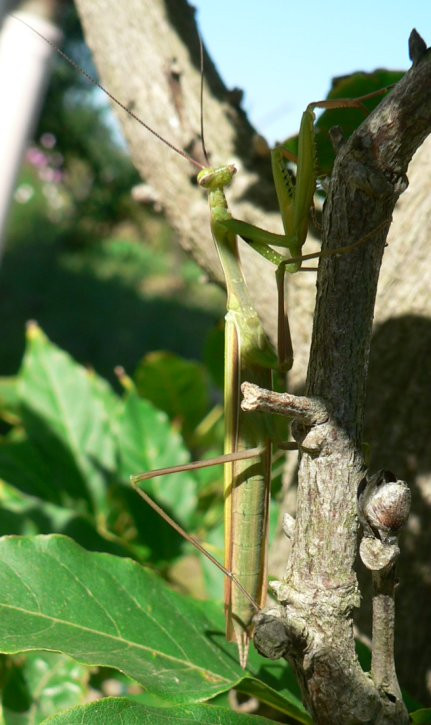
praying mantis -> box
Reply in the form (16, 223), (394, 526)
(12, 12), (389, 669)
(131, 98), (385, 668)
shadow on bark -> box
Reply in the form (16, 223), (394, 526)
(358, 313), (431, 704)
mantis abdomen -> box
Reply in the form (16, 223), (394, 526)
(198, 165), (277, 667)
(224, 315), (272, 666)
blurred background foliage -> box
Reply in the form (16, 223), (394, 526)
(2, 4), (225, 385)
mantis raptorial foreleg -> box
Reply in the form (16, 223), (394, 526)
(14, 13), (390, 668)
(220, 92), (389, 371)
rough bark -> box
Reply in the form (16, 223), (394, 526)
(73, 0), (431, 711)
(249, 37), (431, 723)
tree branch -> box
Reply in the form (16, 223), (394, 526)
(253, 32), (431, 723)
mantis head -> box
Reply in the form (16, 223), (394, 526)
(197, 164), (237, 191)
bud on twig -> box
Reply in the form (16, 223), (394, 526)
(358, 470), (410, 544)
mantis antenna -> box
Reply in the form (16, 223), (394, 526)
(198, 32), (210, 166)
(10, 13), (205, 172)
(131, 477), (260, 614)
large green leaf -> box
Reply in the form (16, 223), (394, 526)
(2, 652), (88, 724)
(42, 698), (276, 724)
(238, 674), (309, 724)
(0, 327), (201, 558)
(315, 69), (404, 175)
(18, 324), (117, 512)
(0, 535), (236, 703)
(0, 535), (307, 720)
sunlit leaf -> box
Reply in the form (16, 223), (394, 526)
(18, 324), (117, 512)
(0, 535), (307, 720)
(42, 697), (276, 724)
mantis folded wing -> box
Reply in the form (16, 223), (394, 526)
(220, 96), (383, 370)
(135, 163), (281, 667)
(197, 164), (278, 666)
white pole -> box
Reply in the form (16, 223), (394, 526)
(0, 11), (62, 258)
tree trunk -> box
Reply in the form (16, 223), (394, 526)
(74, 0), (431, 712)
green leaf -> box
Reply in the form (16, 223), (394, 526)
(0, 439), (62, 505)
(238, 673), (310, 724)
(200, 522), (224, 602)
(0, 535), (305, 718)
(42, 697), (276, 724)
(0, 376), (21, 424)
(2, 652), (88, 724)
(410, 709), (431, 724)
(315, 70), (404, 175)
(0, 457), (133, 558)
(85, 371), (122, 428)
(283, 69), (405, 177)
(0, 327), (213, 562)
(0, 535), (239, 704)
(117, 391), (198, 526)
(18, 324), (117, 512)
(134, 352), (210, 447)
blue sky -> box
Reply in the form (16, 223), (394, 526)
(193, 1), (430, 143)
